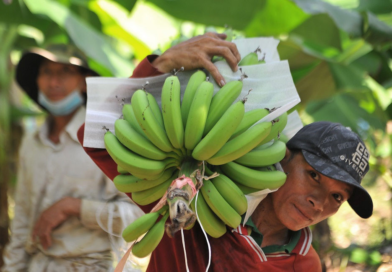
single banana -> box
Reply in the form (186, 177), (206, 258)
(147, 92), (164, 128)
(161, 74), (184, 149)
(201, 179), (241, 229)
(115, 119), (176, 161)
(184, 80), (214, 150)
(257, 111), (288, 146)
(122, 205), (168, 242)
(207, 121), (272, 165)
(117, 164), (128, 175)
(235, 182), (261, 195)
(113, 168), (176, 193)
(203, 79), (243, 136)
(104, 131), (176, 178)
(221, 162), (286, 190)
(132, 212), (170, 258)
(229, 108), (270, 140)
(132, 171), (177, 205)
(192, 100), (245, 161)
(190, 193), (226, 238)
(122, 104), (147, 139)
(205, 168), (247, 215)
(238, 47), (261, 66)
(181, 70), (206, 126)
(132, 89), (173, 152)
(235, 140), (286, 167)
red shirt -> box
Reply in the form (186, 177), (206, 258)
(77, 56), (322, 272)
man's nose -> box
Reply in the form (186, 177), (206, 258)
(48, 73), (62, 86)
(306, 192), (327, 212)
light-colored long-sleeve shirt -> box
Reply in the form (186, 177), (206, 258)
(3, 107), (144, 272)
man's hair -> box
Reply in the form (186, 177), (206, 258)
(287, 148), (301, 162)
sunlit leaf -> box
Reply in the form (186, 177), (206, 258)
(328, 62), (366, 90)
(350, 248), (368, 264)
(147, 0), (266, 30)
(89, 1), (151, 60)
(245, 0), (309, 36)
(290, 13), (342, 50)
(23, 0), (133, 76)
(293, 0), (363, 38)
(306, 92), (386, 137)
(363, 11), (392, 45)
(334, 39), (372, 65)
(10, 105), (43, 122)
(357, 0), (392, 15)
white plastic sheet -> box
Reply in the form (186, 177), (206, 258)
(83, 37), (301, 148)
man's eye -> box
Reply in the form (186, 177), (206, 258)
(333, 193), (343, 203)
(309, 171), (319, 181)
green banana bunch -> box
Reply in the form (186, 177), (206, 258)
(181, 70), (206, 126)
(201, 179), (241, 229)
(221, 162), (286, 190)
(122, 104), (147, 139)
(132, 211), (170, 258)
(190, 193), (226, 238)
(230, 108), (270, 140)
(113, 168), (176, 193)
(235, 140), (286, 167)
(207, 121), (272, 165)
(184, 80), (214, 150)
(104, 131), (177, 179)
(132, 171), (178, 205)
(147, 92), (164, 128)
(161, 74), (184, 149)
(257, 111), (288, 147)
(132, 89), (173, 152)
(192, 100), (245, 161)
(205, 168), (247, 215)
(115, 119), (178, 161)
(203, 79), (243, 135)
(238, 47), (261, 66)
(122, 205), (168, 242)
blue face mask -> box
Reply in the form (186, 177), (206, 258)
(38, 90), (84, 116)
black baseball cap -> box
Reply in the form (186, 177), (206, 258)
(286, 121), (373, 219)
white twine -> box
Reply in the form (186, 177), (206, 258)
(95, 201), (140, 271)
(181, 228), (190, 272)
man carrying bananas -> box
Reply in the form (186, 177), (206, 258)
(78, 33), (373, 272)
(3, 45), (145, 271)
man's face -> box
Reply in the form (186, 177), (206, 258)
(37, 60), (85, 102)
(274, 150), (353, 231)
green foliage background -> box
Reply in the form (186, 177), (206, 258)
(1, 0), (392, 270)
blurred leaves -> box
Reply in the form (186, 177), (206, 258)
(147, 0), (266, 30)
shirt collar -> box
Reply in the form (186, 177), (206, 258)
(36, 106), (85, 147)
(244, 216), (301, 254)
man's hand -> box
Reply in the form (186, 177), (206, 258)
(32, 197), (81, 250)
(152, 32), (241, 87)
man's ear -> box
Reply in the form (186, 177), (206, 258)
(280, 148), (291, 165)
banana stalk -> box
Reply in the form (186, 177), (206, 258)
(165, 158), (203, 237)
